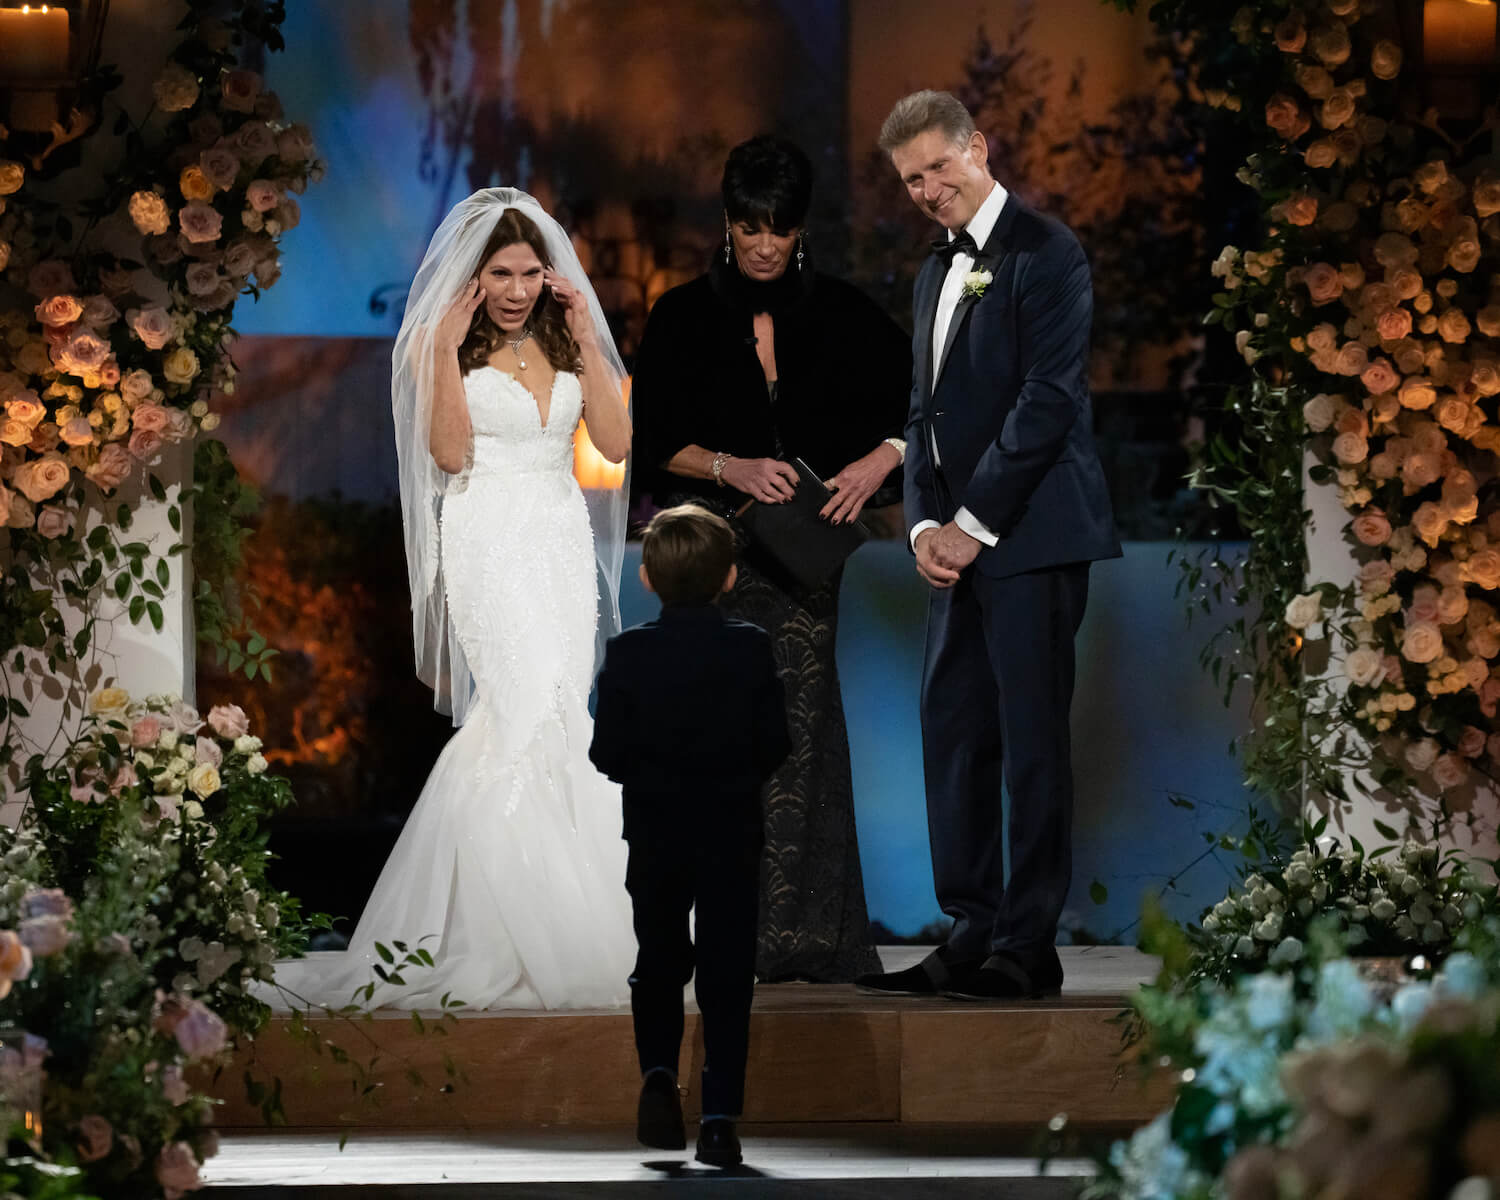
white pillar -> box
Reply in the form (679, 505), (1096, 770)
(1303, 453), (1499, 866)
(2, 443), (193, 823)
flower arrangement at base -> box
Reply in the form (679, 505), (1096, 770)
(0, 689), (317, 1197)
(1191, 834), (1498, 984)
(1084, 942), (1500, 1200)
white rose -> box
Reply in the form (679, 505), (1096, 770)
(1303, 393), (1337, 432)
(1344, 646), (1385, 687)
(1406, 738), (1441, 772)
(245, 753), (267, 776)
(1285, 592), (1323, 630)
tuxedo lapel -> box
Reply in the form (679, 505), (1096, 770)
(932, 193), (1020, 395)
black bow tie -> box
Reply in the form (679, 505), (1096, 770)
(932, 229), (979, 265)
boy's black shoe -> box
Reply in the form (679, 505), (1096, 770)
(636, 1072), (686, 1150)
(695, 1118), (743, 1167)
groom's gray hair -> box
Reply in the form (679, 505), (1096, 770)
(878, 90), (977, 155)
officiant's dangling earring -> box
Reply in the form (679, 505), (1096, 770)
(796, 232), (805, 273)
(723, 216), (733, 264)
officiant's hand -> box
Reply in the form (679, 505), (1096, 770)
(721, 456), (798, 503)
(436, 280), (484, 352)
(821, 441), (901, 524)
(914, 528), (960, 588)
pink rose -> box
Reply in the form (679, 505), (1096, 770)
(1304, 262), (1343, 304)
(220, 68), (262, 113)
(60, 417), (94, 448)
(35, 294), (83, 327)
(245, 178), (280, 213)
(81, 294), (120, 329)
(171, 700), (203, 734)
(1282, 194), (1319, 226)
(1409, 584), (1441, 623)
(27, 259), (77, 298)
(1468, 549), (1500, 589)
(184, 263), (222, 297)
(194, 736), (223, 768)
(128, 429), (163, 462)
(231, 120), (277, 166)
(130, 715), (162, 747)
(55, 329), (112, 375)
(275, 195), (300, 231)
(110, 762), (138, 794)
(276, 123), (315, 163)
(1335, 342), (1370, 376)
(76, 1115), (113, 1163)
(1401, 619), (1445, 663)
(178, 202), (223, 244)
(35, 505), (73, 539)
(1377, 309), (1413, 341)
(1353, 510), (1393, 545)
(223, 239), (259, 278)
(1274, 16), (1306, 52)
(1438, 308), (1472, 344)
(13, 454), (71, 502)
(160, 1064), (190, 1105)
(1361, 358), (1401, 395)
(1432, 753), (1468, 790)
(154, 1142), (202, 1200)
(198, 146), (239, 191)
(1358, 560), (1395, 593)
(1266, 94), (1310, 141)
(129, 306), (175, 350)
(1332, 432), (1369, 464)
(173, 999), (227, 1059)
(207, 703), (249, 738)
(21, 889), (71, 921)
(164, 408), (194, 442)
(87, 443), (132, 492)
(19, 914), (71, 957)
(1296, 63), (1336, 100)
(1414, 500), (1450, 546)
(1305, 139), (1338, 169)
(1458, 726), (1487, 758)
(131, 404), (170, 434)
(1321, 88), (1358, 130)
(1439, 586), (1471, 624)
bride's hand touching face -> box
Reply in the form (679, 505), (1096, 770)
(543, 269), (597, 349)
(436, 280), (483, 352)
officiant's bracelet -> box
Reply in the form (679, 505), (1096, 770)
(884, 437), (907, 464)
(712, 451), (731, 486)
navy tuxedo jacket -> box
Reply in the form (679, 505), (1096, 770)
(588, 605), (791, 841)
(905, 194), (1121, 578)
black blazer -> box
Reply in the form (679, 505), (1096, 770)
(905, 194), (1122, 578)
(589, 605), (791, 839)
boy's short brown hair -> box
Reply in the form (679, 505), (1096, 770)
(641, 504), (736, 607)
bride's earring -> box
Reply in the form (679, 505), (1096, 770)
(796, 233), (805, 273)
(724, 218), (733, 264)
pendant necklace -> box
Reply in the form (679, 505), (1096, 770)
(507, 331), (531, 370)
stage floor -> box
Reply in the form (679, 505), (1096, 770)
(202, 1124), (1094, 1196)
(221, 946), (1168, 1134)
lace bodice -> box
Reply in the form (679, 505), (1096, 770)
(461, 366), (582, 480)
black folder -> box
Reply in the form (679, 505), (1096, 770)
(736, 457), (870, 592)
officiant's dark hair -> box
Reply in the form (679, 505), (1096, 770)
(641, 504), (735, 607)
(721, 135), (813, 234)
(878, 90), (977, 154)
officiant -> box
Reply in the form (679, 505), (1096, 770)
(630, 134), (911, 984)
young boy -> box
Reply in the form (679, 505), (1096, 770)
(589, 504), (791, 1168)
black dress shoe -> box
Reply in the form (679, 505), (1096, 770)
(942, 950), (1063, 1001)
(636, 1071), (686, 1150)
(695, 1118), (742, 1167)
(855, 949), (982, 996)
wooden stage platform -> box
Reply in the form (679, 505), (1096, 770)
(216, 947), (1171, 1133)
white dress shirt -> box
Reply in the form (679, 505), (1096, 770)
(911, 180), (1008, 553)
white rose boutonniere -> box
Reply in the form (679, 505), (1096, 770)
(961, 268), (993, 300)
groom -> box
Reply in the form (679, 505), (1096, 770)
(858, 91), (1120, 1001)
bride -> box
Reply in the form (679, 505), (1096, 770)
(270, 188), (636, 1011)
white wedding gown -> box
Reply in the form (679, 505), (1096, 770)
(267, 367), (635, 1011)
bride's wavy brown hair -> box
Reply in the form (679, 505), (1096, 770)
(459, 208), (583, 377)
